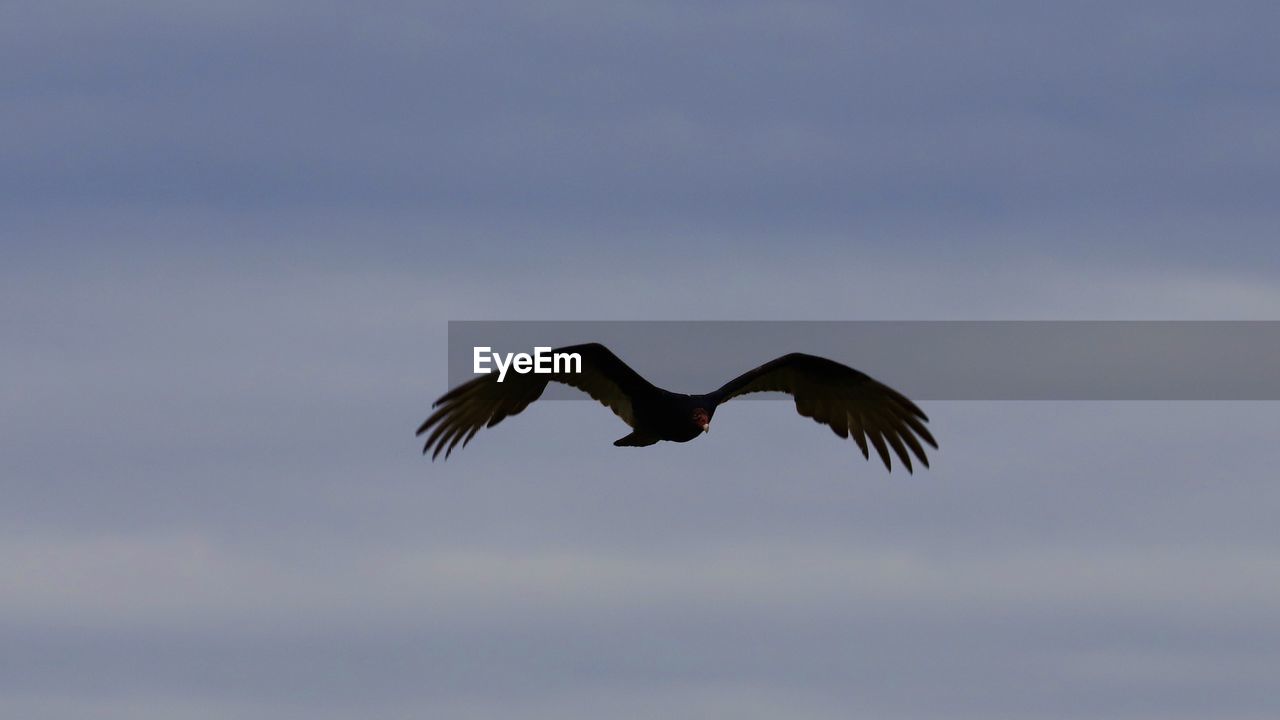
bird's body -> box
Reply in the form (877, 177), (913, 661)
(418, 343), (936, 472)
(615, 391), (708, 446)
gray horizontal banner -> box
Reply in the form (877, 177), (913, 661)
(445, 321), (1280, 400)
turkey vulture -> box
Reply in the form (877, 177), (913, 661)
(417, 343), (937, 472)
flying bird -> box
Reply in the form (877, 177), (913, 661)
(417, 343), (936, 472)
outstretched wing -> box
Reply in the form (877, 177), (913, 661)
(711, 353), (937, 473)
(417, 343), (656, 459)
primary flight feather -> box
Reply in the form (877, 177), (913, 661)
(417, 343), (937, 472)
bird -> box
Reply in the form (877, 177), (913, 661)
(417, 343), (936, 472)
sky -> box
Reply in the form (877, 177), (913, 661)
(4, 1), (1280, 719)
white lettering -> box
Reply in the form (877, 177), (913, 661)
(473, 347), (584, 382)
(492, 351), (513, 382)
(534, 346), (552, 373)
(555, 351), (581, 374)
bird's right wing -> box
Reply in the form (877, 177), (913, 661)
(710, 353), (936, 472)
(416, 343), (656, 459)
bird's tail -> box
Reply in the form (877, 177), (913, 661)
(613, 431), (659, 447)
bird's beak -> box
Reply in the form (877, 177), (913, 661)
(701, 423), (710, 433)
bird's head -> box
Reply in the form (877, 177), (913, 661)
(692, 407), (711, 434)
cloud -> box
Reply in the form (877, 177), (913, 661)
(4, 0), (1279, 265)
(6, 530), (1280, 632)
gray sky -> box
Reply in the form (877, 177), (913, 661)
(4, 2), (1280, 719)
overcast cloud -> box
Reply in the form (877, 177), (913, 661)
(3, 2), (1280, 719)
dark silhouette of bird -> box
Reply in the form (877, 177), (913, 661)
(417, 343), (937, 472)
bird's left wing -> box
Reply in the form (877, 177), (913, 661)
(417, 343), (656, 459)
(710, 353), (937, 472)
